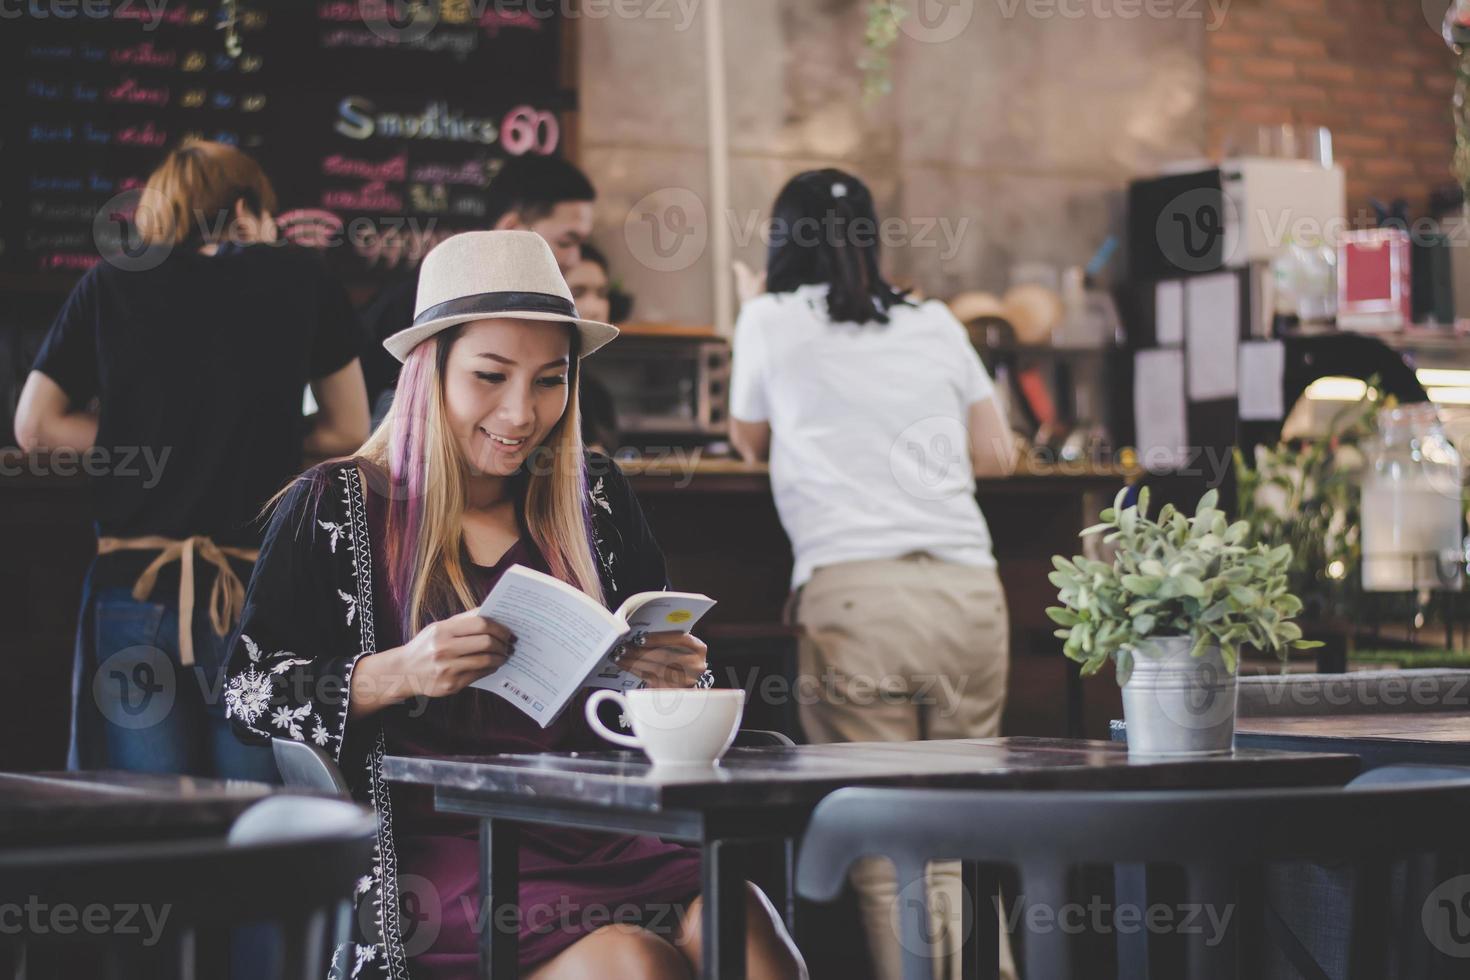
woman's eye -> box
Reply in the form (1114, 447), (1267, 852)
(538, 375), (569, 388)
(475, 372), (506, 384)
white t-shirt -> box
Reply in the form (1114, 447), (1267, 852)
(730, 284), (1000, 589)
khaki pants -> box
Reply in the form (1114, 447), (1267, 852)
(794, 554), (1017, 980)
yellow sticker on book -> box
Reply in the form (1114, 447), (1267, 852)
(666, 610), (693, 624)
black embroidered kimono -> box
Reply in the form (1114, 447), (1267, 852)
(224, 454), (674, 979)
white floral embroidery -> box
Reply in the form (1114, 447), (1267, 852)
(270, 703), (312, 740)
(355, 875), (373, 896)
(352, 942), (379, 977)
(339, 589), (358, 626)
(589, 477), (613, 514)
(242, 634), (264, 663)
(269, 657), (311, 676)
(318, 519), (346, 553)
(224, 668), (272, 727)
(311, 717), (331, 746)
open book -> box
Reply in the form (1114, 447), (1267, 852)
(471, 564), (716, 727)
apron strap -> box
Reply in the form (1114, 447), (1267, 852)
(96, 536), (260, 666)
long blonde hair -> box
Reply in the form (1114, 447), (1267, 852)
(358, 324), (604, 638)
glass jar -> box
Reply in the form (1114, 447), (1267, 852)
(1360, 403), (1466, 592)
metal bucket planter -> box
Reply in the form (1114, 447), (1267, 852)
(1121, 636), (1237, 757)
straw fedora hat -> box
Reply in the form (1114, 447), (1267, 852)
(382, 230), (619, 362)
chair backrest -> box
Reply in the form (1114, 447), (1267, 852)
(797, 781), (1470, 980)
(1348, 763), (1470, 788)
(273, 737), (352, 798)
(1238, 669), (1470, 718)
(0, 797), (375, 980)
(732, 728), (796, 749)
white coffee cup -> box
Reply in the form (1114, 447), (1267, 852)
(585, 688), (745, 766)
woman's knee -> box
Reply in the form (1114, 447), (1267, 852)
(535, 924), (690, 980)
(679, 884), (807, 979)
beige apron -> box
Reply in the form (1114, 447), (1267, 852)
(95, 536), (259, 666)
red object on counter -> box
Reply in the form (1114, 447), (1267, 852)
(1337, 228), (1412, 332)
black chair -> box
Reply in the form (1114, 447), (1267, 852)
(273, 737), (353, 798)
(1259, 763), (1470, 980)
(732, 728), (797, 748)
(0, 796), (375, 980)
(796, 781), (1470, 980)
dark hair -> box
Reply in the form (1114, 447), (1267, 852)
(485, 155), (596, 228)
(578, 241), (609, 272)
(764, 169), (910, 325)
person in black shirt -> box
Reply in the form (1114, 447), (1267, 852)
(360, 155), (597, 420)
(15, 139), (371, 778)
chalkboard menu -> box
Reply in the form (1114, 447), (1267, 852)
(0, 0), (575, 283)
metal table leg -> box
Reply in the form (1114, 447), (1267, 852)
(962, 863), (1000, 980)
(480, 817), (519, 980)
(701, 838), (747, 980)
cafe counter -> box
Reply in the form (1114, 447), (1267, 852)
(0, 450), (1135, 770)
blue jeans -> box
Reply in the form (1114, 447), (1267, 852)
(81, 584), (278, 782)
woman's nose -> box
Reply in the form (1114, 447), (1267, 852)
(496, 385), (535, 428)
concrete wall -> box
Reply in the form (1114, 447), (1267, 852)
(578, 0), (1209, 326)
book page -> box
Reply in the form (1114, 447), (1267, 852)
(615, 592), (718, 638)
(471, 566), (627, 727)
(582, 592), (719, 691)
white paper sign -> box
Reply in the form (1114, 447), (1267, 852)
(1133, 349), (1188, 470)
(1155, 279), (1184, 346)
(1185, 274), (1239, 400)
(1238, 341), (1286, 421)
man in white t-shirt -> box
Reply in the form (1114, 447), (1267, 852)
(729, 169), (1019, 980)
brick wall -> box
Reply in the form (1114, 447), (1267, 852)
(1206, 0), (1458, 218)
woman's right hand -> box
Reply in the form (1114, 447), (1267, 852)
(349, 610), (515, 719)
(397, 610), (515, 699)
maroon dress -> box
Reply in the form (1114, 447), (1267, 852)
(367, 500), (702, 976)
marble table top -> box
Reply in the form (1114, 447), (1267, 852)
(383, 736), (1361, 812)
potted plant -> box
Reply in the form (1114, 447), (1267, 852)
(1048, 487), (1321, 756)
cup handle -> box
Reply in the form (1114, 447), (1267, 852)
(585, 690), (643, 750)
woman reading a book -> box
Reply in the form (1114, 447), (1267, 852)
(224, 231), (805, 980)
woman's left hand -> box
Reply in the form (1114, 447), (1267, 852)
(616, 631), (708, 689)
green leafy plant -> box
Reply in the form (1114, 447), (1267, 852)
(1233, 378), (1384, 622)
(1047, 488), (1322, 685)
(860, 1), (906, 105)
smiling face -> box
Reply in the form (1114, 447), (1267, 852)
(442, 318), (574, 478)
